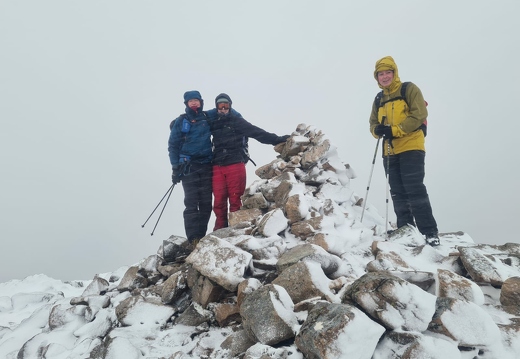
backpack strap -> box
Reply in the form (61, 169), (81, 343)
(242, 135), (256, 166)
(400, 81), (410, 99)
(374, 82), (427, 136)
(230, 116), (256, 166)
(376, 81), (410, 108)
(374, 91), (383, 109)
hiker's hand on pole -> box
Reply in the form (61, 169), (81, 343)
(374, 124), (393, 139)
(382, 126), (393, 139)
(374, 124), (385, 137)
(172, 166), (181, 184)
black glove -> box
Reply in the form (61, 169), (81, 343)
(172, 166), (181, 184)
(374, 124), (393, 139)
(276, 135), (290, 144)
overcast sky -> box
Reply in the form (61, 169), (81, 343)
(1, 0), (519, 283)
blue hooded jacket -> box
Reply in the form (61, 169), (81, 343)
(168, 91), (212, 167)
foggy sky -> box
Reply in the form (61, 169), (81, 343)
(1, 0), (519, 282)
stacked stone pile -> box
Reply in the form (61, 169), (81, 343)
(14, 124), (520, 359)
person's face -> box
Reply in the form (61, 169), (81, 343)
(377, 70), (394, 87)
(187, 99), (201, 108)
(217, 102), (230, 115)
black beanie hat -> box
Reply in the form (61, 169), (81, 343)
(183, 90), (203, 103)
(215, 93), (232, 107)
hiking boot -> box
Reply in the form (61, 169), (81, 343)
(190, 238), (200, 250)
(183, 237), (200, 252)
(425, 233), (440, 246)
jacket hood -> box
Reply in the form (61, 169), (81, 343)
(184, 90), (202, 102)
(215, 93), (232, 107)
(374, 56), (401, 93)
(183, 90), (204, 114)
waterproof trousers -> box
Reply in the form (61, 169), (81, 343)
(212, 162), (247, 231)
(181, 163), (213, 242)
(384, 150), (438, 236)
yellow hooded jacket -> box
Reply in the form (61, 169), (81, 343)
(369, 56), (428, 156)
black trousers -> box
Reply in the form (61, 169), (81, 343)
(181, 163), (213, 242)
(383, 150), (438, 236)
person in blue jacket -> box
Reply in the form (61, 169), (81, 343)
(168, 90), (213, 244)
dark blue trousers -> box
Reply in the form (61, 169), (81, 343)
(383, 150), (438, 236)
(181, 163), (213, 242)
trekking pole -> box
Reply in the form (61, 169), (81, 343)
(149, 184), (175, 236)
(384, 116), (393, 239)
(360, 136), (381, 223)
(141, 184), (174, 229)
(385, 142), (390, 238)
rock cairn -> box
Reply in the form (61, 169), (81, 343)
(15, 124), (520, 359)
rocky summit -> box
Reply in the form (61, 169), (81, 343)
(3, 124), (520, 358)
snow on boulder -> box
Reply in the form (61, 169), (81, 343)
(344, 271), (437, 332)
(81, 274), (109, 296)
(240, 284), (298, 345)
(373, 332), (461, 359)
(161, 235), (192, 263)
(276, 243), (343, 276)
(0, 304), (65, 358)
(295, 301), (385, 359)
(300, 136), (330, 169)
(232, 235), (286, 270)
(220, 329), (257, 358)
(256, 208), (288, 237)
(244, 343), (291, 358)
(186, 235), (253, 292)
(116, 266), (148, 292)
(273, 261), (339, 304)
(161, 270), (188, 305)
(428, 297), (503, 347)
(368, 239), (448, 273)
(115, 295), (174, 328)
(105, 336), (142, 359)
(0, 296), (11, 312)
(73, 309), (115, 339)
(316, 181), (356, 206)
(237, 278), (262, 307)
(458, 245), (520, 287)
(49, 302), (88, 330)
(437, 268), (485, 305)
(11, 292), (61, 310)
(280, 132), (310, 159)
(285, 193), (307, 224)
(259, 171), (296, 203)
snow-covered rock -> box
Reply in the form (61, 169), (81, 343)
(1, 124), (520, 359)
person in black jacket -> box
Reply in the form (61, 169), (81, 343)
(210, 93), (290, 230)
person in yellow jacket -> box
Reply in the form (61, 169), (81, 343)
(369, 56), (439, 246)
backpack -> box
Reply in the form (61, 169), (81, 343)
(241, 136), (256, 166)
(169, 111), (209, 130)
(374, 82), (428, 136)
(169, 112), (211, 165)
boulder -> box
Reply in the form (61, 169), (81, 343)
(186, 235), (253, 292)
(295, 301), (385, 359)
(240, 284), (297, 345)
(344, 271), (436, 331)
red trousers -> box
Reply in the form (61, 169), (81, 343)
(212, 163), (246, 230)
